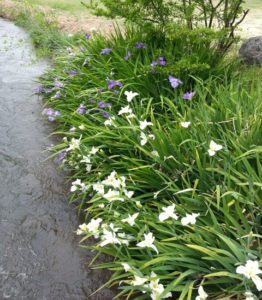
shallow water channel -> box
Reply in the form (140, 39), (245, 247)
(0, 18), (116, 299)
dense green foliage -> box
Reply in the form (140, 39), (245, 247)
(88, 0), (249, 55)
(9, 2), (262, 299)
(34, 23), (262, 299)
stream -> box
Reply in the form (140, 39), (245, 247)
(0, 18), (115, 300)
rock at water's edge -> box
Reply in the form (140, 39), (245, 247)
(239, 36), (262, 65)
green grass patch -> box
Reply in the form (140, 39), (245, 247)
(16, 0), (91, 15)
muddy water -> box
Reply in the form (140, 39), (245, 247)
(0, 18), (116, 300)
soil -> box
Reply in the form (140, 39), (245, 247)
(0, 0), (117, 35)
(239, 5), (262, 38)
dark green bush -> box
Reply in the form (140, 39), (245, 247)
(86, 0), (249, 59)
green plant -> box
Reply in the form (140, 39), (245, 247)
(86, 0), (249, 58)
(35, 26), (262, 299)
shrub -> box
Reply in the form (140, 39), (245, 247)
(87, 0), (249, 57)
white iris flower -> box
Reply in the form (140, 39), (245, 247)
(159, 204), (178, 222)
(122, 213), (139, 226)
(86, 218), (102, 238)
(76, 223), (88, 235)
(103, 189), (124, 202)
(196, 286), (208, 300)
(121, 263), (132, 272)
(208, 140), (223, 156)
(236, 260), (262, 291)
(181, 213), (200, 226)
(149, 272), (172, 299)
(181, 121), (191, 128)
(66, 137), (81, 151)
(139, 119), (153, 130)
(93, 183), (104, 195)
(118, 105), (133, 115)
(124, 91), (139, 102)
(137, 232), (158, 253)
(131, 275), (148, 286)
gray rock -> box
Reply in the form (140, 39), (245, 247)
(239, 36), (262, 65)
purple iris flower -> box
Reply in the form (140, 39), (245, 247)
(46, 109), (54, 116)
(103, 112), (109, 118)
(57, 151), (67, 163)
(66, 47), (72, 52)
(97, 101), (106, 108)
(100, 48), (112, 55)
(54, 81), (65, 89)
(33, 85), (43, 94)
(151, 57), (166, 74)
(151, 60), (158, 67)
(124, 51), (131, 61)
(84, 33), (90, 39)
(98, 88), (103, 93)
(77, 108), (84, 114)
(42, 108), (61, 121)
(107, 103), (112, 108)
(77, 104), (87, 114)
(51, 90), (60, 100)
(54, 111), (61, 116)
(135, 41), (146, 49)
(107, 80), (122, 90)
(183, 91), (196, 100)
(42, 108), (49, 116)
(159, 57), (166, 66)
(89, 98), (95, 103)
(68, 69), (76, 76)
(169, 75), (183, 88)
(151, 57), (166, 67)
